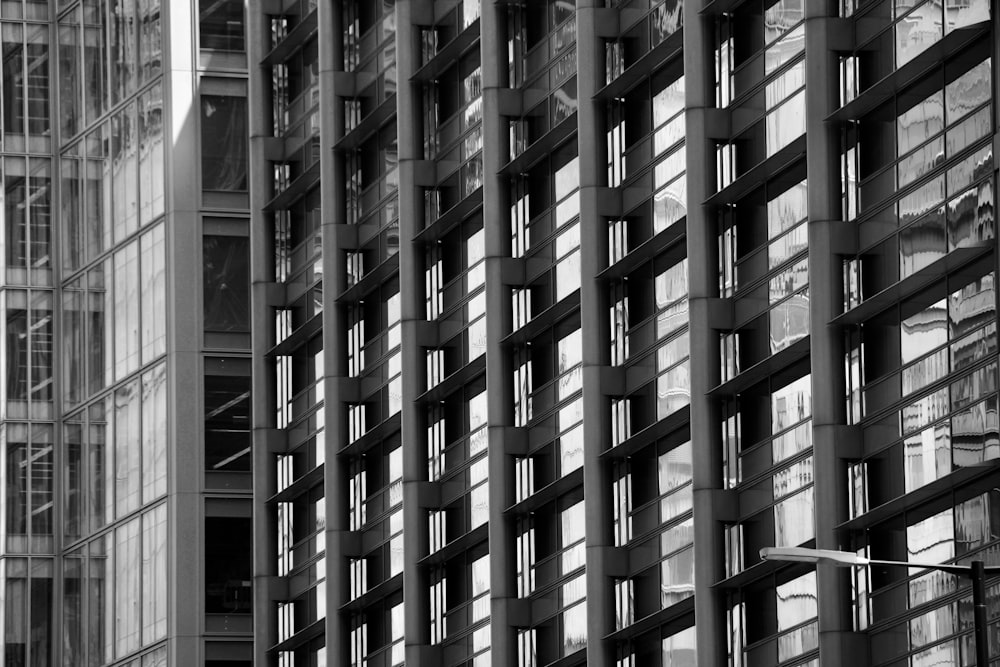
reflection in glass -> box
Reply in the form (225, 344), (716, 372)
(204, 371), (252, 473)
(199, 0), (245, 50)
(201, 95), (248, 191)
(899, 209), (946, 278)
(774, 487), (814, 547)
(203, 235), (251, 333)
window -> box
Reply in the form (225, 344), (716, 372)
(205, 516), (252, 614)
(199, 0), (245, 51)
(201, 94), (247, 191)
(203, 235), (250, 335)
(204, 358), (252, 476)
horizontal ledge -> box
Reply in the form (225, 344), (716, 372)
(831, 244), (992, 327)
(410, 19), (481, 82)
(598, 219), (686, 282)
(704, 134), (807, 207)
(499, 112), (578, 176)
(827, 22), (989, 123)
(595, 28), (683, 100)
(261, 9), (318, 65)
(414, 189), (484, 244)
(708, 336), (811, 398)
(337, 413), (402, 457)
(600, 406), (690, 460)
(334, 95), (397, 152)
(336, 254), (400, 304)
(501, 291), (581, 347)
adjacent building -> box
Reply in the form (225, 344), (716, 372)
(248, 0), (1000, 666)
(3, 0), (999, 666)
(1, 0), (253, 665)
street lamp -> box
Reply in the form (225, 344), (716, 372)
(760, 546), (1000, 667)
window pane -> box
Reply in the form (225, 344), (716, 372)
(204, 371), (251, 472)
(205, 516), (252, 613)
(59, 11), (81, 139)
(138, 84), (164, 225)
(203, 235), (250, 333)
(201, 95), (247, 191)
(110, 0), (136, 104)
(114, 381), (140, 517)
(142, 504), (167, 642)
(199, 0), (245, 51)
(112, 103), (139, 242)
(115, 519), (141, 657)
(138, 0), (162, 84)
(140, 224), (166, 363)
(142, 363), (167, 503)
(114, 242), (140, 380)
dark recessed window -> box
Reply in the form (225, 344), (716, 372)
(199, 0), (245, 52)
(201, 95), (247, 192)
(203, 236), (250, 334)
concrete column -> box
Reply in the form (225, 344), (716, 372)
(576, 4), (614, 666)
(319, 1), (351, 663)
(162, 0), (205, 664)
(247, 2), (279, 665)
(805, 2), (865, 663)
(481, 2), (518, 664)
(395, 0), (433, 660)
(684, 5), (728, 666)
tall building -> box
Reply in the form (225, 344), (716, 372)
(4, 0), (1000, 666)
(1, 0), (253, 665)
(249, 0), (1000, 666)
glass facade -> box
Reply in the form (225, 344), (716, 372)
(2, 0), (250, 663)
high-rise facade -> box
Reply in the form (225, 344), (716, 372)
(4, 0), (1000, 666)
(1, 0), (254, 665)
(249, 0), (1000, 666)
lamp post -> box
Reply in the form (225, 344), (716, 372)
(760, 546), (1000, 667)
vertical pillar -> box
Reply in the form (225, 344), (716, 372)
(684, 4), (728, 666)
(395, 0), (432, 660)
(162, 0), (204, 663)
(576, 4), (614, 666)
(481, 2), (518, 663)
(248, 2), (280, 664)
(805, 3), (864, 663)
(319, 1), (351, 663)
